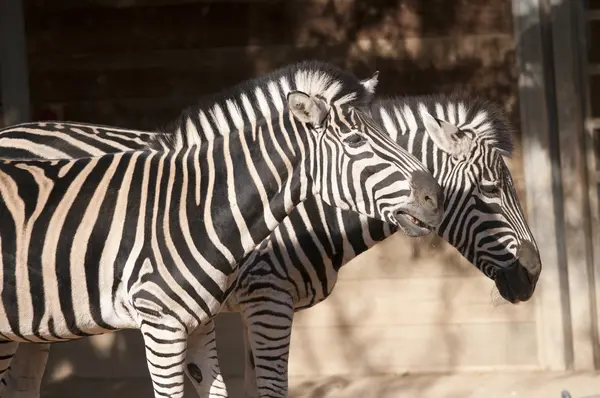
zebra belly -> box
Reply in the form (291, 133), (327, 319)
(0, 323), (116, 343)
(0, 257), (136, 342)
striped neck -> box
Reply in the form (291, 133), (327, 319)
(175, 134), (314, 265)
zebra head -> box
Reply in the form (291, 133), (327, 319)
(416, 98), (540, 303)
(283, 63), (444, 236)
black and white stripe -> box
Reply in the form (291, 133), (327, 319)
(0, 92), (540, 398)
(0, 62), (443, 398)
(221, 93), (542, 397)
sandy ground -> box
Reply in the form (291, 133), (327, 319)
(289, 372), (600, 398)
(38, 371), (600, 398)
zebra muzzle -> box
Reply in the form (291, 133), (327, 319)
(393, 210), (433, 237)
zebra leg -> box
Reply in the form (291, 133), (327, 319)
(184, 320), (228, 397)
(242, 295), (294, 398)
(0, 341), (18, 385)
(241, 321), (259, 398)
(140, 323), (188, 398)
(0, 343), (49, 398)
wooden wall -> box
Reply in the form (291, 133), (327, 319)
(24, 0), (519, 128)
(24, 0), (526, 200)
(15, 0), (535, 396)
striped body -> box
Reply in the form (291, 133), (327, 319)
(0, 147), (241, 341)
(0, 62), (444, 398)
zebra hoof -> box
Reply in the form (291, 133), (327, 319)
(187, 363), (203, 383)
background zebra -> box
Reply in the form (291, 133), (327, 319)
(0, 61), (444, 398)
(225, 92), (542, 396)
(0, 91), (540, 397)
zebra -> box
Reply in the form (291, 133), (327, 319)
(227, 92), (542, 396)
(0, 91), (540, 398)
(178, 92), (542, 397)
(0, 61), (445, 398)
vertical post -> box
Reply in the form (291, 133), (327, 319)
(551, 0), (598, 370)
(511, 0), (570, 370)
(577, 0), (600, 369)
(0, 0), (31, 126)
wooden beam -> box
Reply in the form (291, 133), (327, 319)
(0, 0), (31, 126)
(578, 0), (600, 369)
(511, 0), (570, 370)
(552, 0), (598, 370)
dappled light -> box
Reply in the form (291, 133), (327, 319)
(0, 0), (599, 397)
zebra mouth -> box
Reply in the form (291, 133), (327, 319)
(405, 214), (429, 229)
(394, 211), (432, 236)
(494, 271), (521, 304)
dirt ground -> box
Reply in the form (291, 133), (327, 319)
(289, 372), (600, 398)
(39, 371), (600, 398)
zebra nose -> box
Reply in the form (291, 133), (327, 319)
(423, 187), (444, 211)
(516, 240), (541, 282)
(409, 170), (444, 224)
(424, 194), (436, 209)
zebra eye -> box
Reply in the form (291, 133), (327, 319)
(344, 134), (366, 148)
(480, 181), (502, 197)
(454, 129), (467, 139)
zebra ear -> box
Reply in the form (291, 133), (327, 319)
(421, 111), (472, 160)
(360, 71), (379, 96)
(287, 91), (330, 127)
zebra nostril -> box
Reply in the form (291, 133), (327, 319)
(516, 240), (541, 277)
(424, 194), (436, 208)
(409, 170), (444, 218)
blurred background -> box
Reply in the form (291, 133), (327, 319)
(1, 0), (600, 397)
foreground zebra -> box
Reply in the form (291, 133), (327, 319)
(0, 62), (445, 398)
(0, 90), (540, 397)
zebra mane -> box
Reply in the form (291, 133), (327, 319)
(374, 93), (515, 157)
(153, 61), (374, 151)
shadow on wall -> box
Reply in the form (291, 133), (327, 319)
(10, 0), (552, 397)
